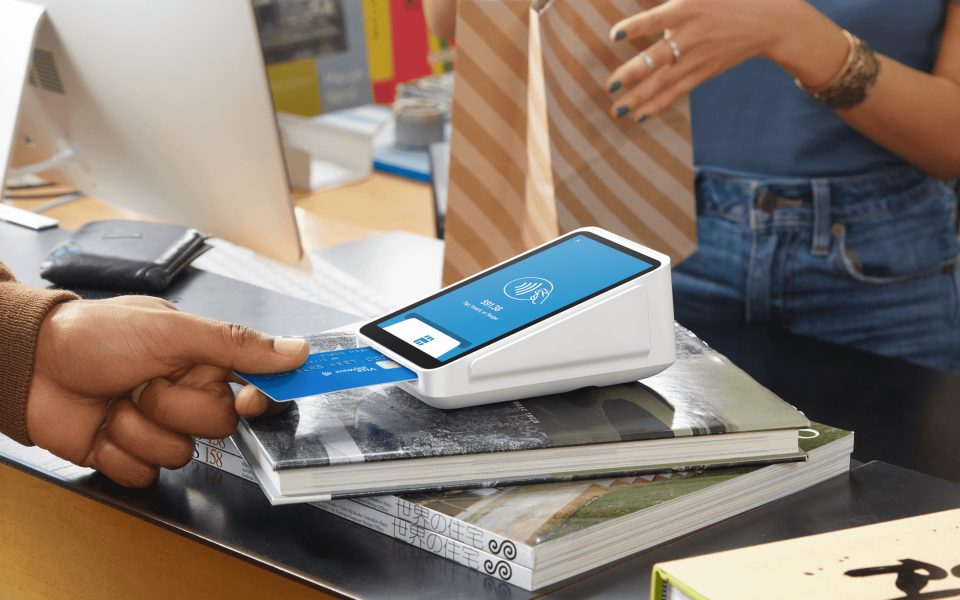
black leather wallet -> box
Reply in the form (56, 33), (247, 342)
(40, 220), (211, 291)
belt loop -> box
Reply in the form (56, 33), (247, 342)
(811, 179), (831, 256)
(748, 180), (760, 230)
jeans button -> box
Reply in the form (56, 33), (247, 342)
(831, 223), (844, 237)
(757, 192), (777, 212)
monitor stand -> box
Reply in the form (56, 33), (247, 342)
(0, 0), (47, 199)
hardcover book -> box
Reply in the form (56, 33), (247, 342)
(652, 505), (960, 600)
(233, 327), (810, 503)
(197, 424), (853, 591)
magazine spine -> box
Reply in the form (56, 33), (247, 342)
(195, 436), (243, 457)
(193, 439), (256, 482)
(195, 437), (535, 568)
(328, 455), (806, 501)
(353, 495), (535, 568)
(314, 499), (534, 591)
(191, 440), (536, 587)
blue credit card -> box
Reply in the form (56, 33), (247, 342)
(234, 347), (416, 402)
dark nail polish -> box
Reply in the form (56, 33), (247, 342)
(616, 106), (629, 118)
(614, 30), (626, 41)
(609, 80), (622, 93)
(637, 113), (648, 123)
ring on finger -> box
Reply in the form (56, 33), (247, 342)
(639, 51), (655, 73)
(666, 39), (681, 63)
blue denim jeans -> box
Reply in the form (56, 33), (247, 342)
(673, 167), (960, 373)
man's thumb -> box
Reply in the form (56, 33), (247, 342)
(170, 313), (309, 374)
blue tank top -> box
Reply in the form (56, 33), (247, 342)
(690, 0), (953, 177)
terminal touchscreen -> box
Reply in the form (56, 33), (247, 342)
(361, 230), (660, 369)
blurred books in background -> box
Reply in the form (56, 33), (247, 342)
(254, 0), (373, 115)
(253, 0), (455, 118)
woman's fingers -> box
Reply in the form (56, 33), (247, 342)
(137, 377), (239, 439)
(106, 399), (195, 469)
(612, 42), (706, 119)
(633, 67), (711, 121)
(610, 1), (679, 42)
(88, 428), (160, 488)
(613, 64), (686, 118)
(607, 39), (680, 102)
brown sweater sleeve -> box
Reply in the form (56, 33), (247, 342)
(0, 261), (79, 445)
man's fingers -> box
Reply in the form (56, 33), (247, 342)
(176, 364), (231, 388)
(99, 295), (179, 311)
(610, 2), (677, 42)
(235, 384), (268, 418)
(235, 384), (291, 418)
(106, 399), (195, 469)
(226, 372), (250, 386)
(137, 377), (239, 439)
(162, 312), (309, 375)
(88, 429), (160, 488)
(263, 398), (292, 417)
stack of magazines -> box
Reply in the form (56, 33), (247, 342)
(193, 326), (854, 591)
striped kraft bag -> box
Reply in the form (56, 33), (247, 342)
(442, 0), (696, 286)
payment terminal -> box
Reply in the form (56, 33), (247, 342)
(359, 227), (676, 409)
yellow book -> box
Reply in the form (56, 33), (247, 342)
(267, 59), (322, 117)
(361, 0), (393, 82)
(652, 508), (960, 600)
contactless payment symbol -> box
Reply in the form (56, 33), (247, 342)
(504, 277), (553, 305)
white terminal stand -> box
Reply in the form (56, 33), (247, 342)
(360, 227), (677, 409)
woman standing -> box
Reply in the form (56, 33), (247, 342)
(606, 0), (960, 372)
(423, 0), (960, 372)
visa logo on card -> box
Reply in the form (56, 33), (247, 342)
(235, 347), (416, 402)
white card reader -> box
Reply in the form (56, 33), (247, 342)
(359, 227), (676, 409)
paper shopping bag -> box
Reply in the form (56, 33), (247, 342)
(442, 0), (696, 286)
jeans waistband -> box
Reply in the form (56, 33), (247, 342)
(695, 165), (948, 257)
(695, 164), (927, 187)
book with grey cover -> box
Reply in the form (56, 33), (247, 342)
(233, 325), (810, 503)
(193, 436), (534, 588)
(198, 424), (853, 591)
(253, 0), (372, 113)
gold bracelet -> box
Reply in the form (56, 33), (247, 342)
(797, 29), (857, 93)
(795, 30), (882, 111)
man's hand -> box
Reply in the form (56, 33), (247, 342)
(26, 296), (309, 487)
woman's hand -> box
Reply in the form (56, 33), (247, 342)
(606, 0), (848, 121)
(26, 296), (308, 487)
(423, 0), (458, 39)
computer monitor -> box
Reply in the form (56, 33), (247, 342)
(0, 0), (303, 263)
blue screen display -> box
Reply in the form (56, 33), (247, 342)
(378, 235), (653, 362)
